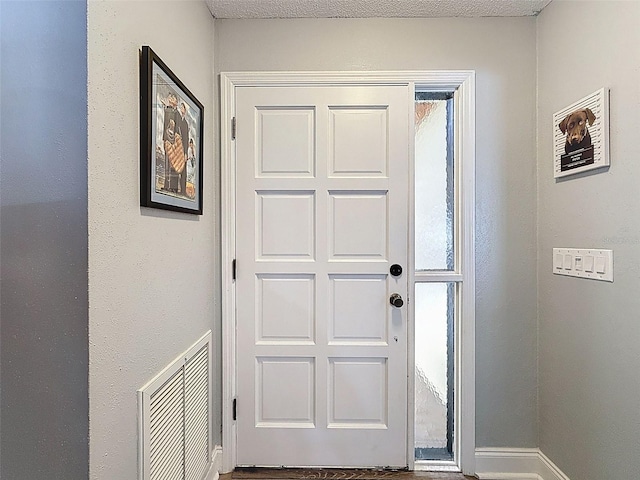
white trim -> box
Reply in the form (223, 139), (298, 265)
(457, 71), (476, 476)
(414, 461), (459, 472)
(477, 475), (540, 480)
(406, 81), (417, 472)
(204, 446), (223, 480)
(476, 448), (541, 479)
(411, 73), (476, 473)
(220, 71), (475, 473)
(538, 451), (571, 480)
(220, 71), (474, 89)
(220, 73), (237, 474)
(475, 448), (571, 480)
(414, 272), (464, 283)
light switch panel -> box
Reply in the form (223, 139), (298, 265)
(574, 256), (583, 271)
(554, 253), (564, 270)
(584, 255), (594, 272)
(552, 248), (613, 282)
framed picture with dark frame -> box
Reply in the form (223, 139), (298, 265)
(140, 45), (204, 214)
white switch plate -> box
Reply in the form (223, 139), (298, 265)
(553, 248), (613, 282)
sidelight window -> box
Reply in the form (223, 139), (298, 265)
(414, 92), (458, 466)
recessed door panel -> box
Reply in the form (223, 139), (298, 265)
(329, 274), (387, 345)
(328, 358), (388, 428)
(256, 191), (315, 260)
(329, 192), (388, 260)
(256, 357), (315, 427)
(330, 107), (388, 177)
(256, 274), (315, 344)
(257, 107), (315, 177)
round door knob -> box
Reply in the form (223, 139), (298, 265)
(390, 293), (404, 308)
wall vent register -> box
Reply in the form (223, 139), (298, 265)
(552, 248), (613, 282)
(138, 331), (212, 480)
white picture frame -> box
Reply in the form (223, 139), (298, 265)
(553, 87), (609, 178)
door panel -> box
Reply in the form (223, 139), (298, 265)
(256, 357), (316, 427)
(236, 85), (409, 468)
(329, 107), (388, 177)
(257, 191), (315, 259)
(329, 192), (388, 259)
(256, 274), (315, 344)
(257, 108), (315, 177)
(329, 274), (387, 344)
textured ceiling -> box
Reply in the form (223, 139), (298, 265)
(206, 0), (553, 19)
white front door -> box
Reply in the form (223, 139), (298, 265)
(235, 85), (410, 468)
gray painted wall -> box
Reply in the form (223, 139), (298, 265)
(87, 2), (218, 478)
(214, 17), (539, 448)
(537, 2), (640, 478)
(15, 4), (637, 475)
(0, 1), (89, 478)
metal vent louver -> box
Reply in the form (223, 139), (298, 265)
(139, 331), (212, 480)
(185, 345), (210, 480)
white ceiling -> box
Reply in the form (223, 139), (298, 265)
(206, 0), (553, 19)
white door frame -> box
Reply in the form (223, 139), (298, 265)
(220, 71), (475, 475)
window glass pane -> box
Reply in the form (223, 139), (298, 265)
(415, 95), (454, 271)
(415, 282), (454, 461)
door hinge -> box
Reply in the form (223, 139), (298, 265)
(232, 259), (236, 281)
(231, 117), (236, 140)
(232, 398), (237, 421)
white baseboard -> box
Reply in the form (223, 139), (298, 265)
(475, 448), (569, 480)
(538, 451), (570, 480)
(204, 445), (223, 480)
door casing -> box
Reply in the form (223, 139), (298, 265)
(220, 71), (476, 475)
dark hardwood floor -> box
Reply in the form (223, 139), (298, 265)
(225, 467), (475, 480)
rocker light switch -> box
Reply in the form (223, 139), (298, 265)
(584, 255), (594, 272)
(553, 248), (613, 282)
(554, 253), (564, 270)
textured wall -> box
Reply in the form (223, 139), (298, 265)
(537, 2), (640, 478)
(87, 2), (218, 478)
(0, 1), (89, 478)
(214, 17), (539, 448)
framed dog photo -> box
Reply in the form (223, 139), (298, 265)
(553, 87), (609, 179)
(140, 46), (204, 214)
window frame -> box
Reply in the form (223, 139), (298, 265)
(408, 79), (475, 473)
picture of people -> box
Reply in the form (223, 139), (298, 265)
(141, 46), (203, 214)
(155, 85), (198, 200)
(186, 138), (197, 199)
